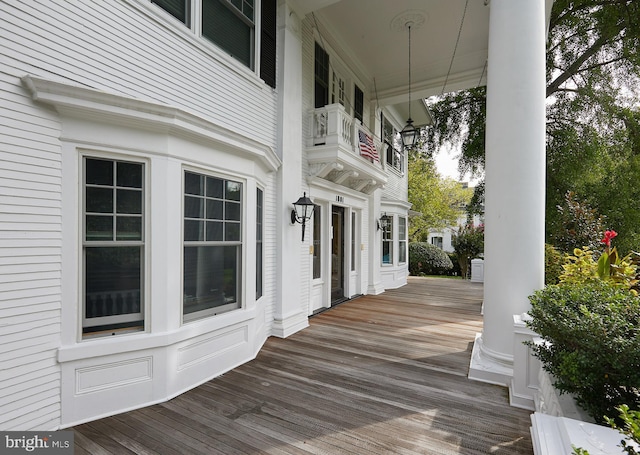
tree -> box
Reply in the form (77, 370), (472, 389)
(451, 223), (484, 279)
(407, 151), (472, 242)
(424, 0), (640, 253)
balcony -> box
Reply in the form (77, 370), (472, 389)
(307, 103), (388, 194)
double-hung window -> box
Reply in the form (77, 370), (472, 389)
(256, 187), (263, 299)
(83, 157), (145, 337)
(398, 217), (407, 264)
(183, 171), (242, 321)
(381, 215), (393, 265)
(150, 0), (277, 87)
(382, 115), (404, 173)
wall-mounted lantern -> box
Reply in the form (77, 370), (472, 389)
(291, 192), (315, 241)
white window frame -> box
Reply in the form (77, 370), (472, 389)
(256, 186), (263, 299)
(147, 0), (261, 73)
(381, 215), (393, 265)
(182, 169), (244, 323)
(81, 155), (146, 338)
(398, 216), (407, 264)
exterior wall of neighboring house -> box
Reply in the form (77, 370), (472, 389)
(0, 0), (409, 430)
(428, 213), (483, 253)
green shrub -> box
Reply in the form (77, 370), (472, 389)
(526, 282), (640, 424)
(545, 243), (564, 285)
(408, 242), (453, 276)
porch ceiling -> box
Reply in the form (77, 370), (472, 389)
(296, 0), (490, 107)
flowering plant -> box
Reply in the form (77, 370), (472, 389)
(560, 230), (638, 294)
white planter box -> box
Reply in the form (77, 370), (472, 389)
(531, 369), (637, 455)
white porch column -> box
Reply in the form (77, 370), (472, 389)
(468, 0), (546, 385)
(273, 2), (309, 337)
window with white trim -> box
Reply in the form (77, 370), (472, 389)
(431, 236), (444, 250)
(150, 0), (277, 87)
(382, 114), (404, 173)
(398, 217), (407, 264)
(381, 215), (393, 265)
(183, 171), (242, 321)
(256, 187), (263, 299)
(83, 157), (145, 337)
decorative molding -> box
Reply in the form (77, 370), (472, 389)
(390, 10), (428, 32)
(75, 357), (152, 395)
(21, 75), (281, 173)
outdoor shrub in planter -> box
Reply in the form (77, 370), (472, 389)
(408, 242), (453, 276)
(526, 282), (640, 424)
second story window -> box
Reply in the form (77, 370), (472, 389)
(382, 114), (404, 174)
(203, 0), (255, 69)
(150, 0), (276, 87)
(354, 85), (364, 123)
(315, 43), (330, 108)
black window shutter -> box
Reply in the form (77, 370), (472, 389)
(260, 0), (277, 88)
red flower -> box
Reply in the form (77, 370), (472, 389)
(601, 230), (618, 247)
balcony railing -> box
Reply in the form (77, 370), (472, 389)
(309, 103), (383, 164)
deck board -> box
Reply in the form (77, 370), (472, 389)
(73, 277), (533, 454)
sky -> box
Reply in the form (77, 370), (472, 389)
(434, 146), (481, 187)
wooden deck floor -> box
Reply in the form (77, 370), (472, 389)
(73, 277), (533, 455)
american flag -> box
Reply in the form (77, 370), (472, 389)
(358, 130), (379, 162)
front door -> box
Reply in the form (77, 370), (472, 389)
(331, 206), (345, 303)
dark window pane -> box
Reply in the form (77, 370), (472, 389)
(354, 85), (364, 122)
(225, 201), (241, 221)
(206, 177), (224, 199)
(202, 0), (253, 68)
(185, 196), (204, 219)
(225, 222), (240, 241)
(314, 43), (329, 108)
(206, 199), (223, 220)
(117, 162), (143, 188)
(151, 0), (189, 25)
(206, 221), (223, 241)
(116, 216), (142, 241)
(85, 246), (141, 317)
(382, 242), (392, 264)
(185, 172), (204, 195)
(116, 189), (142, 214)
(86, 158), (113, 185)
(86, 187), (113, 213)
(225, 181), (241, 201)
(86, 215), (113, 241)
(183, 245), (239, 315)
(184, 220), (204, 241)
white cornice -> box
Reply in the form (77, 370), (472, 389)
(21, 75), (281, 173)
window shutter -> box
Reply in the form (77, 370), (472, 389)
(260, 0), (277, 88)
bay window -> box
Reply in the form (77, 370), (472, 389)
(183, 171), (242, 321)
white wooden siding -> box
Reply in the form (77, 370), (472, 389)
(0, 66), (62, 430)
(0, 0), (278, 147)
